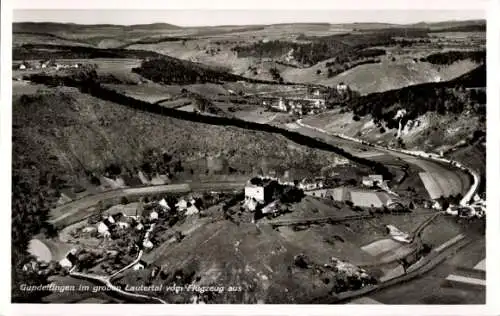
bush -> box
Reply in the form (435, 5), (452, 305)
(353, 115), (361, 121)
(120, 196), (129, 205)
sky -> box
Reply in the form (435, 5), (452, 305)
(13, 9), (485, 27)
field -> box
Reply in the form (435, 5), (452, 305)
(282, 59), (479, 94)
(28, 239), (53, 262)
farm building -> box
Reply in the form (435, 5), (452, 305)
(97, 222), (109, 235)
(298, 177), (325, 191)
(143, 240), (154, 249)
(185, 204), (200, 216)
(159, 198), (171, 211)
(336, 82), (348, 92)
(59, 249), (79, 269)
(176, 198), (188, 211)
(362, 175), (384, 187)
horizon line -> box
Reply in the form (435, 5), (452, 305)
(12, 18), (486, 28)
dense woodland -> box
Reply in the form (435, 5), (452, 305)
(132, 58), (291, 85)
(13, 44), (162, 60)
(421, 50), (485, 65)
(233, 28), (426, 66)
(346, 65), (486, 129)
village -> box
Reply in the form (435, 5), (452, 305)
(28, 163), (483, 280)
(261, 83), (349, 116)
(13, 59), (82, 71)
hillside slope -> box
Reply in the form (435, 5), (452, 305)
(12, 87), (363, 191)
(282, 59), (479, 95)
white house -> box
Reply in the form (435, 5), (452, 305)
(262, 201), (279, 215)
(136, 223), (144, 231)
(244, 184), (265, 204)
(82, 227), (96, 233)
(336, 82), (348, 92)
(149, 211), (159, 221)
(272, 98), (287, 112)
(19, 64), (27, 70)
(97, 222), (109, 235)
(432, 201), (443, 210)
(176, 198), (188, 211)
(133, 263), (145, 270)
(59, 258), (73, 269)
(143, 240), (154, 249)
(244, 198), (259, 211)
(159, 198), (171, 211)
(185, 205), (200, 216)
(117, 222), (130, 229)
(107, 215), (116, 224)
(362, 175), (384, 187)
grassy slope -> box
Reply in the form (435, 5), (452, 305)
(282, 59), (479, 95)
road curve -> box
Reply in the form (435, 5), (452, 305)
(50, 181), (246, 226)
(295, 119), (480, 207)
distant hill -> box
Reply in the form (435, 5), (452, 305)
(420, 19), (486, 32)
(13, 22), (181, 33)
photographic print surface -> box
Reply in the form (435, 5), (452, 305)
(11, 8), (486, 304)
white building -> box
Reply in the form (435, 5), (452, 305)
(19, 64), (27, 70)
(82, 226), (96, 233)
(362, 175), (384, 187)
(117, 222), (130, 229)
(159, 198), (171, 211)
(245, 185), (266, 204)
(176, 198), (188, 211)
(97, 222), (109, 235)
(59, 258), (73, 269)
(143, 240), (154, 249)
(149, 211), (159, 221)
(185, 205), (200, 216)
(262, 201), (279, 215)
(432, 201), (443, 210)
(273, 98), (287, 112)
(136, 223), (144, 231)
(336, 82), (348, 92)
(133, 263), (145, 270)
(107, 215), (116, 224)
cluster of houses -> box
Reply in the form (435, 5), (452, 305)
(14, 60), (82, 71)
(243, 176), (326, 216)
(264, 96), (326, 115)
(263, 88), (327, 115)
(443, 194), (486, 219)
(80, 195), (201, 249)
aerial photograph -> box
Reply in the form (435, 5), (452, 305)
(11, 9), (486, 305)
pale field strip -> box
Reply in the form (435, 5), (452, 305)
(433, 233), (465, 253)
(474, 259), (486, 271)
(348, 296), (384, 304)
(418, 172), (444, 199)
(445, 274), (486, 287)
(28, 239), (53, 262)
(361, 238), (400, 257)
(350, 191), (384, 208)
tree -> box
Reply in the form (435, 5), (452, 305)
(120, 196), (129, 205)
(316, 69), (322, 75)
